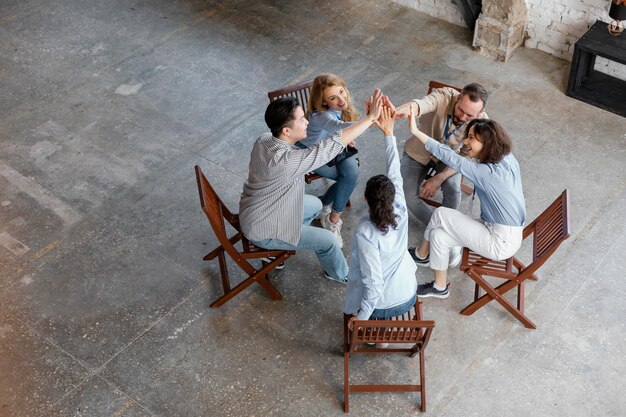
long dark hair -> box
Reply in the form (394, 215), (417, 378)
(465, 119), (512, 164)
(365, 174), (397, 234)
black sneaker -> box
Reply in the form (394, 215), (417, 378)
(416, 281), (449, 299)
(408, 247), (429, 267)
(260, 256), (285, 270)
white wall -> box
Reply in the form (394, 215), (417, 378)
(393, 0), (626, 79)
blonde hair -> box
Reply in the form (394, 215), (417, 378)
(308, 73), (360, 122)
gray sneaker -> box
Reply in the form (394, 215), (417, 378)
(416, 281), (449, 299)
(408, 247), (429, 267)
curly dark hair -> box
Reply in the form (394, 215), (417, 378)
(365, 174), (398, 234)
(465, 119), (512, 164)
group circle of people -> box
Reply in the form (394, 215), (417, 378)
(238, 74), (526, 322)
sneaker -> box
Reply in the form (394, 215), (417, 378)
(322, 216), (344, 248)
(367, 342), (389, 348)
(449, 246), (462, 268)
(323, 270), (348, 284)
(416, 281), (449, 299)
(408, 247), (429, 267)
(317, 204), (332, 220)
(260, 256), (285, 270)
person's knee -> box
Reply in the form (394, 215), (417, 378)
(429, 229), (448, 251)
(315, 229), (339, 253)
(340, 159), (359, 182)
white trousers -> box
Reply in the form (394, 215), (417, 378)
(424, 207), (523, 271)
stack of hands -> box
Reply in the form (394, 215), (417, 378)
(360, 89), (439, 199)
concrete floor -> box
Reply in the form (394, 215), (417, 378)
(1, 0), (625, 416)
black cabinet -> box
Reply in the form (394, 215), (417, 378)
(566, 20), (626, 118)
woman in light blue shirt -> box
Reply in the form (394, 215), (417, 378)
(344, 106), (417, 322)
(303, 74), (361, 248)
(407, 115), (526, 299)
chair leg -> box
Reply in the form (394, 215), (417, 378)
(344, 351), (350, 413)
(210, 270), (282, 308)
(344, 314), (351, 413)
(461, 271), (536, 329)
(517, 281), (525, 312)
(217, 250), (231, 293)
(419, 349), (426, 412)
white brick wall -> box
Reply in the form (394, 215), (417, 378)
(393, 0), (626, 80)
(525, 0), (625, 80)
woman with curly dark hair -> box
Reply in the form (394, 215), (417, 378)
(407, 115), (526, 299)
(343, 106), (418, 325)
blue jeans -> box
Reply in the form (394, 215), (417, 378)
(314, 155), (359, 214)
(249, 194), (348, 280)
(369, 293), (417, 320)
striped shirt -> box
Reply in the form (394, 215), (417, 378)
(239, 131), (345, 245)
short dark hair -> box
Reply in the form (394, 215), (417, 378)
(365, 174), (397, 234)
(465, 119), (512, 164)
(460, 83), (488, 108)
(265, 97), (300, 137)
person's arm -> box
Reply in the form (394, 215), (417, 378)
(420, 166), (458, 199)
(316, 111), (355, 133)
(354, 232), (384, 320)
(408, 110), (487, 189)
(374, 106), (405, 203)
(282, 89), (383, 178)
(339, 88), (383, 145)
(394, 88), (447, 118)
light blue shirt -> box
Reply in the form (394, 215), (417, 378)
(425, 138), (526, 226)
(343, 136), (418, 320)
(301, 109), (354, 148)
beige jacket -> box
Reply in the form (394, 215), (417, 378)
(403, 87), (488, 165)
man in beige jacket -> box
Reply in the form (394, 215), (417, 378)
(395, 83), (488, 227)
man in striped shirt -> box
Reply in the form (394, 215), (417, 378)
(239, 91), (383, 283)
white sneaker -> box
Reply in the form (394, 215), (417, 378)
(322, 217), (344, 248)
(317, 204), (332, 220)
(449, 246), (462, 268)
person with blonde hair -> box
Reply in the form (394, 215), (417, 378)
(300, 73), (362, 247)
(239, 90), (384, 284)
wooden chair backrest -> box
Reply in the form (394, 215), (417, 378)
(268, 80), (314, 115)
(428, 80), (462, 94)
(350, 319), (435, 351)
(523, 189), (571, 276)
(194, 165), (256, 275)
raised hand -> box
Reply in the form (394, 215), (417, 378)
(365, 88), (383, 122)
(374, 106), (395, 137)
(382, 95), (397, 115)
(407, 108), (429, 145)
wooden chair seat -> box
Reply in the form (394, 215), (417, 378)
(195, 165), (295, 308)
(459, 190), (571, 329)
(343, 301), (435, 412)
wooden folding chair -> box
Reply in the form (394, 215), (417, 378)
(343, 301), (435, 412)
(268, 81), (352, 206)
(459, 190), (571, 329)
(195, 165), (295, 308)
